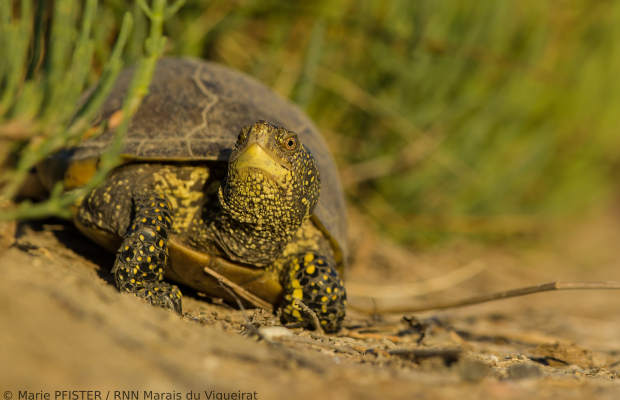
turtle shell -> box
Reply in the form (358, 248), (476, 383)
(71, 58), (347, 269)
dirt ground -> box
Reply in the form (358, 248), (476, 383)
(1, 208), (620, 399)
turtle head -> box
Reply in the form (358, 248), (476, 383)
(215, 120), (321, 265)
(226, 120), (321, 220)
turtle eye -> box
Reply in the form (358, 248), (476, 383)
(283, 136), (298, 151)
(237, 127), (249, 145)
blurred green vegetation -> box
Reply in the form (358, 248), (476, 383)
(0, 0), (181, 220)
(4, 0), (620, 245)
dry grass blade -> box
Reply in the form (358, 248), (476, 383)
(203, 265), (273, 312)
(356, 281), (620, 315)
(347, 259), (486, 299)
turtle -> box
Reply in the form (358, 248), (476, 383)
(38, 58), (348, 332)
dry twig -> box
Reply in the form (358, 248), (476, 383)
(203, 265), (273, 312)
(294, 299), (324, 335)
(351, 281), (620, 314)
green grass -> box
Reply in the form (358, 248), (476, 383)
(3, 0), (620, 244)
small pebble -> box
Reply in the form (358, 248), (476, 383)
(258, 326), (294, 341)
(457, 359), (490, 382)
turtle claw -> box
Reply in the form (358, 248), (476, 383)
(163, 289), (183, 315)
(118, 280), (183, 314)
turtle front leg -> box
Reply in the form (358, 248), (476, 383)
(112, 192), (182, 314)
(280, 252), (346, 332)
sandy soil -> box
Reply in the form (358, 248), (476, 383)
(1, 209), (620, 399)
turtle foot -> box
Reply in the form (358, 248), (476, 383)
(112, 192), (182, 315)
(280, 252), (346, 333)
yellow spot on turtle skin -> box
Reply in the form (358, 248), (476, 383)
(304, 253), (315, 263)
(334, 288), (339, 293)
(292, 289), (303, 299)
(321, 296), (328, 302)
(177, 292), (182, 298)
(125, 257), (130, 261)
(340, 280), (344, 286)
(158, 240), (164, 247)
(332, 295), (338, 301)
(132, 225), (136, 230)
(156, 226), (161, 231)
(143, 273), (147, 277)
(323, 275), (329, 281)
(124, 246), (129, 250)
(151, 203), (155, 207)
(291, 279), (301, 288)
(291, 309), (301, 319)
(320, 320), (327, 325)
(312, 289), (318, 294)
(139, 235), (144, 241)
(293, 258), (299, 264)
(136, 207), (140, 211)
(284, 308), (291, 315)
(155, 209), (160, 212)
(131, 279), (135, 283)
(317, 260), (325, 265)
(133, 268), (138, 274)
(306, 265), (315, 275)
(159, 203), (164, 207)
(326, 287), (331, 293)
(294, 264), (300, 271)
(285, 294), (292, 301)
(149, 246), (155, 252)
(141, 218), (147, 223)
(137, 256), (142, 261)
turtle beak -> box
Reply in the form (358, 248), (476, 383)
(234, 142), (289, 179)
